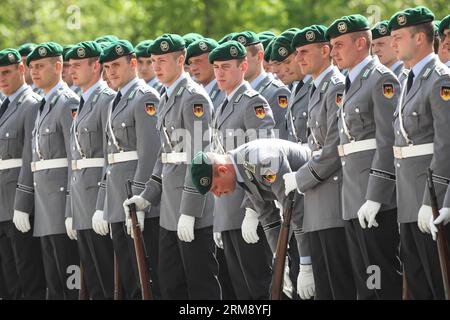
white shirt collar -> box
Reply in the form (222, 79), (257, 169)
(313, 65), (334, 89)
(411, 53), (435, 78)
(44, 81), (64, 101)
(82, 80), (103, 102)
(166, 72), (187, 98)
(390, 60), (403, 72)
(445, 60), (450, 67)
(348, 55), (372, 83)
(7, 83), (28, 102)
(303, 74), (312, 83)
(119, 77), (139, 96)
(204, 79), (217, 95)
(227, 81), (247, 101)
(250, 71), (267, 89)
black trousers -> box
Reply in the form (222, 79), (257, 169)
(309, 227), (356, 300)
(215, 247), (237, 300)
(40, 234), (80, 300)
(344, 209), (402, 300)
(111, 218), (161, 300)
(0, 219), (46, 299)
(77, 229), (114, 299)
(158, 226), (221, 300)
(400, 222), (450, 300)
(221, 226), (272, 300)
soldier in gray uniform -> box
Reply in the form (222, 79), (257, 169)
(186, 38), (226, 110)
(24, 42), (80, 299)
(17, 43), (43, 96)
(65, 41), (115, 299)
(389, 7), (450, 300)
(96, 40), (161, 299)
(371, 20), (406, 80)
(258, 31), (276, 74)
(232, 31), (291, 140)
(437, 15), (450, 67)
(135, 40), (164, 94)
(207, 41), (274, 299)
(327, 15), (402, 299)
(62, 45), (82, 97)
(124, 34), (221, 300)
(0, 49), (46, 299)
(284, 25), (356, 300)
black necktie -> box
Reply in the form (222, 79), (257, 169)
(78, 97), (85, 114)
(39, 98), (46, 114)
(406, 70), (415, 94)
(310, 84), (317, 98)
(112, 91), (122, 112)
(219, 98), (229, 116)
(295, 80), (304, 96)
(0, 98), (10, 120)
(345, 75), (351, 94)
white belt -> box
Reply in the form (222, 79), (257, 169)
(71, 158), (105, 171)
(107, 151), (138, 164)
(0, 159), (22, 170)
(31, 158), (68, 172)
(393, 143), (434, 159)
(312, 150), (323, 157)
(338, 139), (377, 157)
(161, 152), (187, 164)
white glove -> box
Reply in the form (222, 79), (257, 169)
(177, 214), (195, 242)
(430, 207), (450, 241)
(92, 210), (109, 236)
(125, 211), (145, 238)
(65, 217), (77, 240)
(241, 208), (260, 244)
(13, 210), (31, 233)
(122, 195), (150, 219)
(357, 200), (382, 229)
(283, 172), (298, 196)
(213, 232), (224, 249)
(297, 264), (315, 300)
(417, 205), (432, 234)
(282, 257), (293, 299)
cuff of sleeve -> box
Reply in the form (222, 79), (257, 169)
(179, 187), (206, 218)
(300, 256), (312, 265)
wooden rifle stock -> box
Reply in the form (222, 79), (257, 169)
(113, 253), (123, 300)
(126, 180), (153, 300)
(79, 262), (89, 300)
(427, 168), (450, 300)
(271, 191), (295, 300)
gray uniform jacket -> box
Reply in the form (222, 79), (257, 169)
(338, 57), (400, 220)
(296, 67), (345, 232)
(394, 57), (450, 223)
(140, 75), (214, 231)
(254, 74), (291, 140)
(228, 139), (311, 257)
(29, 84), (79, 237)
(69, 82), (115, 230)
(392, 61), (405, 80)
(212, 82), (275, 232)
(1, 86), (39, 221)
(208, 81), (226, 110)
(286, 77), (313, 144)
(96, 79), (160, 223)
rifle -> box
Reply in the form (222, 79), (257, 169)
(79, 262), (89, 300)
(271, 191), (295, 300)
(126, 180), (153, 300)
(113, 253), (123, 300)
(427, 168), (450, 300)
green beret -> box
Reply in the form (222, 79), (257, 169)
(62, 45), (74, 62)
(326, 14), (370, 40)
(183, 33), (204, 48)
(99, 40), (134, 64)
(149, 34), (185, 55)
(65, 41), (103, 61)
(231, 31), (260, 47)
(135, 40), (154, 58)
(190, 152), (213, 195)
(0, 49), (21, 67)
(218, 33), (236, 45)
(26, 42), (63, 66)
(388, 6), (434, 32)
(258, 31), (276, 50)
(208, 40), (246, 64)
(17, 43), (36, 57)
(264, 38), (275, 62)
(292, 25), (328, 49)
(186, 38), (219, 64)
(98, 41), (111, 50)
(270, 28), (299, 62)
(439, 15), (450, 35)
(95, 35), (119, 44)
(371, 20), (391, 40)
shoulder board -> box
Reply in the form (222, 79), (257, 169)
(17, 92), (27, 105)
(402, 69), (410, 77)
(176, 86), (185, 96)
(422, 67), (432, 79)
(375, 65), (389, 75)
(138, 86), (151, 94)
(244, 90), (259, 98)
(321, 81), (329, 93)
(128, 87), (140, 100)
(210, 90), (218, 100)
(103, 88), (115, 96)
(434, 66), (447, 77)
(330, 75), (342, 85)
(235, 94), (244, 103)
(271, 79), (283, 88)
(243, 161), (256, 174)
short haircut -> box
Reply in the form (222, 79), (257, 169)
(247, 43), (264, 56)
(409, 22), (434, 44)
(350, 30), (372, 50)
(125, 53), (137, 63)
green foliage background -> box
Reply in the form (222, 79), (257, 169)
(0, 0), (448, 48)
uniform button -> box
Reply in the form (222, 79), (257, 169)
(45, 128), (50, 133)
(97, 182), (101, 186)
(228, 132), (233, 136)
(333, 176), (338, 181)
(107, 170), (111, 175)
(342, 161), (346, 166)
(161, 174), (164, 178)
(84, 128), (88, 131)
(302, 112), (306, 116)
(412, 112), (417, 116)
(396, 163), (400, 168)
(32, 148), (35, 152)
(72, 147), (76, 150)
(162, 143), (165, 148)
(72, 177), (76, 181)
(340, 129), (344, 133)
(33, 182), (37, 187)
(355, 108), (360, 113)
(343, 113), (346, 117)
(171, 126), (175, 130)
(315, 121), (319, 126)
(5, 133), (9, 137)
(108, 141), (111, 146)
(59, 187), (64, 192)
